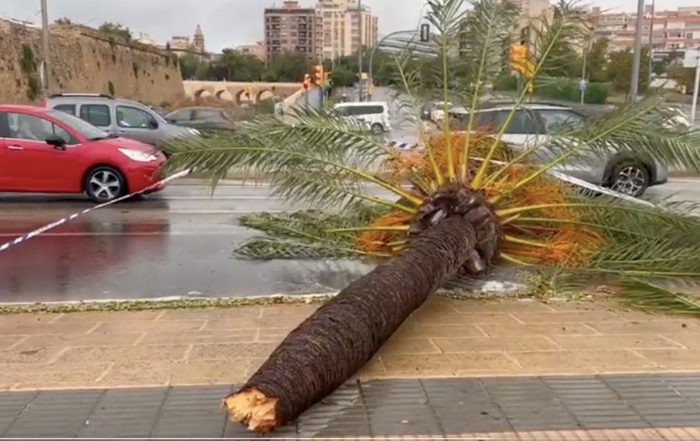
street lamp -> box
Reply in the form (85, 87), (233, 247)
(40, 0), (51, 96)
(367, 29), (435, 99)
(629, 0), (646, 100)
(647, 0), (655, 89)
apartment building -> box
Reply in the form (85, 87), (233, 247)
(591, 5), (700, 54)
(316, 0), (378, 60)
(264, 0), (322, 62)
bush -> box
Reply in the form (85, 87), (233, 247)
(493, 74), (518, 91)
(493, 74), (607, 104)
(535, 77), (608, 104)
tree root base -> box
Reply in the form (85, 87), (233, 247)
(222, 388), (279, 433)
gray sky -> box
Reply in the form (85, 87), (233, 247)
(1, 0), (699, 52)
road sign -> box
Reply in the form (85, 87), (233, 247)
(684, 48), (700, 68)
(420, 24), (430, 43)
(579, 79), (587, 92)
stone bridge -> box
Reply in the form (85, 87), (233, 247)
(183, 80), (303, 105)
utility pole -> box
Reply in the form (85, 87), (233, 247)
(629, 0), (645, 100)
(40, 0), (51, 96)
(357, 0), (363, 101)
(647, 0), (655, 88)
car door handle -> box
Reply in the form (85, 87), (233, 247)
(7, 145), (24, 151)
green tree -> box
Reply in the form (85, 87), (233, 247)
(210, 49), (264, 81)
(98, 22), (132, 42)
(585, 37), (609, 82)
(264, 53), (310, 82)
(607, 47), (650, 93)
(178, 53), (203, 80)
(165, 0), (700, 434)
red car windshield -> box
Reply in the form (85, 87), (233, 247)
(46, 109), (111, 141)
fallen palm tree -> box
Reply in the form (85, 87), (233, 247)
(165, 0), (700, 433)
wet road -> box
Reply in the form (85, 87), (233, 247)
(0, 178), (698, 303)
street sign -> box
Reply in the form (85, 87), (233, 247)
(420, 24), (430, 43)
(578, 79), (587, 92)
(684, 49), (700, 68)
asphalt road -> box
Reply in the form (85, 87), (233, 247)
(0, 177), (698, 303)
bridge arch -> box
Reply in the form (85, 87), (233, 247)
(256, 89), (274, 103)
(215, 88), (234, 102)
(193, 86), (215, 100)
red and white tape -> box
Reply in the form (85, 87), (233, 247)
(0, 169), (191, 253)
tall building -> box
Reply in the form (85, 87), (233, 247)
(264, 0), (321, 63)
(591, 5), (700, 55)
(316, 0), (378, 60)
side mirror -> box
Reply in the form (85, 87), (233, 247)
(148, 119), (159, 129)
(45, 135), (67, 149)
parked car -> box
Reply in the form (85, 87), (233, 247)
(0, 105), (167, 202)
(46, 93), (199, 148)
(165, 106), (235, 130)
(332, 101), (392, 135)
(464, 103), (668, 197)
(421, 101), (468, 123)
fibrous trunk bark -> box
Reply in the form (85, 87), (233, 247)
(223, 215), (478, 432)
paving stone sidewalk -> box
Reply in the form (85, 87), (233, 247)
(1, 296), (700, 439)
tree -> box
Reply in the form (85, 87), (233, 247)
(607, 47), (650, 93)
(264, 53), (310, 82)
(165, 0), (700, 433)
(209, 49), (265, 81)
(586, 37), (609, 83)
(98, 22), (132, 42)
(179, 53), (202, 80)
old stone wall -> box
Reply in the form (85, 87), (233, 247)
(0, 19), (184, 105)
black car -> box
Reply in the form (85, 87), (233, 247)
(165, 107), (234, 130)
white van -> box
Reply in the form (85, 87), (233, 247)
(332, 101), (391, 135)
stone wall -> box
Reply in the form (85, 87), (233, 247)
(0, 19), (184, 105)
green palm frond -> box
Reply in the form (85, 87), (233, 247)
(612, 279), (700, 316)
(164, 112), (422, 212)
(235, 238), (381, 260)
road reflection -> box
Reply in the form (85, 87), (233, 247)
(0, 218), (169, 300)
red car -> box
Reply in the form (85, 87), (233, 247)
(0, 105), (166, 202)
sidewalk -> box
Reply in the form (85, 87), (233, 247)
(1, 296), (700, 438)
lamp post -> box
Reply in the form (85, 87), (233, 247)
(647, 0), (655, 88)
(629, 0), (646, 100)
(40, 0), (51, 96)
(357, 0), (363, 101)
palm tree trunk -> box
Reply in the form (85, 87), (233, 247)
(224, 215), (479, 433)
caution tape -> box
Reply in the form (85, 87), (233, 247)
(0, 169), (191, 254)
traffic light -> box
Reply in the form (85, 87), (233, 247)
(509, 43), (529, 75)
(312, 65), (324, 86)
(508, 43), (535, 92)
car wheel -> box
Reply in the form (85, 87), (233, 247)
(370, 123), (384, 135)
(85, 166), (126, 203)
(609, 160), (650, 197)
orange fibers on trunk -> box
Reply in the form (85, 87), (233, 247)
(366, 132), (606, 268)
(358, 211), (412, 253)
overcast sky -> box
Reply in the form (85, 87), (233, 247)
(2, 0), (700, 52)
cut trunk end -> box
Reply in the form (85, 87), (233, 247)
(223, 388), (279, 433)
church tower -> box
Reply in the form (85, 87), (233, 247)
(192, 24), (205, 53)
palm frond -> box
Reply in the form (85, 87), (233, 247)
(613, 279), (700, 316)
(164, 112), (423, 212)
(235, 238), (383, 260)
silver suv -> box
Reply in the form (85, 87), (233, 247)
(456, 103), (668, 197)
(46, 94), (199, 148)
